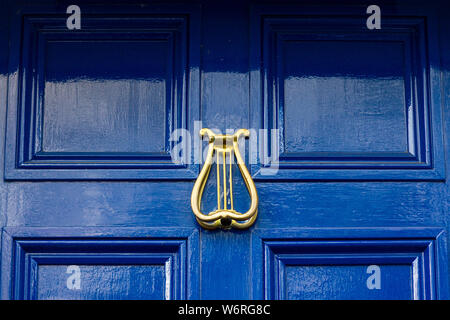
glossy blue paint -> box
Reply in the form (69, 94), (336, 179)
(0, 0), (449, 300)
(1, 227), (200, 300)
(4, 4), (201, 180)
(249, 5), (445, 180)
(251, 228), (448, 300)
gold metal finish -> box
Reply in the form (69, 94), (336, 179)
(191, 128), (258, 230)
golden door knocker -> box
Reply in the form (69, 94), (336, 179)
(191, 128), (258, 230)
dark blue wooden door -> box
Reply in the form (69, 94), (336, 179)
(0, 0), (449, 300)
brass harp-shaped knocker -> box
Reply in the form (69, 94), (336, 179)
(191, 128), (258, 230)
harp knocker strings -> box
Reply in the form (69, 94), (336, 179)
(190, 128), (259, 230)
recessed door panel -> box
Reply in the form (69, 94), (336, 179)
(1, 227), (199, 300)
(252, 228), (448, 300)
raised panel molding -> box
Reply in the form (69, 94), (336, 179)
(251, 228), (448, 300)
(250, 5), (445, 180)
(1, 227), (199, 300)
(5, 5), (201, 180)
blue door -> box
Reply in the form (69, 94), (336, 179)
(0, 0), (449, 300)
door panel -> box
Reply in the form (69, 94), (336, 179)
(0, 0), (449, 300)
(252, 228), (448, 300)
(1, 227), (199, 300)
(249, 5), (445, 180)
(4, 4), (200, 180)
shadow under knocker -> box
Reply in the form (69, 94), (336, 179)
(191, 128), (258, 230)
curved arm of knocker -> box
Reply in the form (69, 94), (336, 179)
(190, 128), (218, 223)
(190, 128), (258, 226)
(230, 129), (258, 222)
